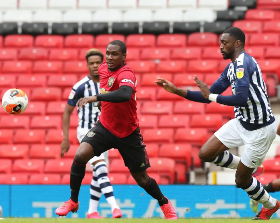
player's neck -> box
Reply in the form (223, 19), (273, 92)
(89, 76), (100, 83)
(231, 49), (245, 63)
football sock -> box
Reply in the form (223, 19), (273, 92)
(142, 177), (168, 206)
(88, 170), (101, 214)
(95, 161), (119, 211)
(243, 177), (277, 209)
(70, 160), (86, 203)
(263, 182), (275, 193)
(212, 150), (240, 169)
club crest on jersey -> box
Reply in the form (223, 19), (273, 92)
(87, 131), (95, 137)
(108, 77), (115, 87)
(236, 68), (244, 79)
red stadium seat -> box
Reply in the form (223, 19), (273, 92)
(47, 75), (77, 87)
(148, 158), (175, 183)
(246, 47), (265, 59)
(145, 143), (159, 158)
(108, 173), (128, 184)
(46, 101), (66, 115)
(64, 61), (88, 73)
(126, 34), (156, 48)
(188, 60), (218, 73)
(173, 101), (204, 114)
(35, 35), (64, 48)
(33, 61), (63, 73)
(45, 159), (72, 173)
(2, 61), (32, 73)
(138, 115), (158, 129)
(128, 61), (155, 73)
(190, 115), (223, 129)
(49, 49), (78, 61)
(31, 87), (61, 101)
(142, 101), (172, 115)
(46, 129), (78, 144)
(157, 60), (187, 73)
(109, 159), (130, 173)
(13, 159), (44, 173)
(173, 74), (203, 87)
(29, 144), (60, 159)
(205, 103), (234, 117)
(262, 158), (280, 174)
(14, 130), (45, 144)
(18, 48), (48, 61)
(62, 88), (72, 100)
(233, 21), (263, 33)
(30, 116), (61, 129)
(142, 129), (174, 143)
(249, 34), (279, 46)
(157, 88), (184, 101)
(126, 48), (140, 61)
(0, 48), (17, 60)
(62, 144), (78, 159)
(257, 0), (280, 9)
(188, 33), (218, 46)
(95, 34), (125, 47)
(140, 48), (170, 60)
(141, 73), (172, 86)
(202, 47), (223, 60)
(204, 74), (220, 85)
(127, 173), (161, 184)
(218, 60), (231, 73)
(174, 128), (208, 145)
(257, 60), (280, 78)
(65, 35), (94, 48)
(0, 159), (12, 173)
(265, 47), (280, 59)
(0, 145), (29, 159)
(108, 149), (121, 160)
(17, 75), (46, 87)
(29, 174), (61, 184)
(175, 162), (187, 183)
(0, 75), (16, 87)
(0, 36), (3, 47)
(158, 115), (189, 128)
(0, 130), (13, 144)
(245, 9), (277, 21)
(137, 87), (156, 100)
(256, 174), (278, 185)
(4, 35), (34, 48)
(171, 47), (201, 60)
(263, 21), (280, 33)
(157, 34), (187, 47)
(159, 144), (191, 165)
(267, 76), (277, 97)
(0, 116), (29, 129)
(24, 102), (46, 115)
(0, 174), (28, 184)
(61, 173), (92, 185)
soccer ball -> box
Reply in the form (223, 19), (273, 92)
(1, 89), (28, 115)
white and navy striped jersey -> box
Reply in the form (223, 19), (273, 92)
(68, 76), (100, 130)
(215, 52), (273, 125)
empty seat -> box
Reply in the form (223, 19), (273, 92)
(123, 9), (153, 22)
(0, 49), (17, 61)
(257, 60), (280, 78)
(33, 61), (63, 73)
(205, 103), (234, 116)
(17, 75), (46, 87)
(157, 34), (186, 47)
(183, 9), (217, 22)
(46, 129), (78, 144)
(153, 9), (183, 22)
(45, 159), (73, 173)
(95, 34), (125, 47)
(61, 173), (92, 185)
(233, 21), (262, 33)
(4, 35), (33, 48)
(49, 49), (78, 61)
(245, 9), (277, 21)
(142, 129), (174, 143)
(82, 22), (109, 35)
(0, 130), (13, 144)
(159, 144), (192, 164)
(262, 158), (280, 174)
(140, 48), (170, 60)
(142, 102), (172, 115)
(29, 174), (61, 184)
(49, 0), (76, 9)
(0, 0), (17, 9)
(65, 35), (94, 48)
(188, 33), (218, 46)
(139, 0), (166, 9)
(30, 116), (61, 129)
(141, 73), (172, 86)
(175, 128), (208, 145)
(204, 74), (221, 85)
(199, 0), (228, 10)
(78, 0), (107, 9)
(256, 174), (278, 185)
(173, 22), (200, 34)
(31, 87), (61, 101)
(190, 115), (223, 129)
(0, 174), (28, 184)
(24, 102), (46, 115)
(108, 149), (121, 160)
(2, 61), (32, 73)
(93, 9), (122, 22)
(188, 60), (218, 73)
(202, 47), (223, 60)
(33, 10), (62, 23)
(63, 61), (87, 73)
(171, 48), (201, 60)
(217, 10), (245, 21)
(29, 144), (60, 159)
(0, 159), (12, 173)
(257, 0), (280, 9)
(3, 10), (32, 23)
(229, 0), (256, 8)
(136, 87), (156, 101)
(18, 48), (48, 61)
(265, 47), (280, 59)
(128, 61), (155, 73)
(52, 23), (79, 36)
(109, 0), (137, 9)
(168, 0), (196, 8)
(144, 23), (169, 35)
(107, 173), (128, 184)
(35, 35), (64, 48)
(246, 47), (264, 59)
(0, 116), (29, 129)
(173, 101), (204, 114)
(138, 115), (158, 129)
(0, 75), (16, 87)
(13, 159), (44, 173)
(157, 88), (184, 101)
(263, 21), (280, 33)
(14, 130), (45, 144)
(46, 101), (66, 115)
(157, 60), (187, 73)
(145, 143), (159, 158)
(127, 34), (156, 48)
(0, 145), (29, 159)
(124, 48), (140, 61)
(173, 74), (203, 87)
(19, 0), (47, 9)
(62, 10), (92, 23)
(158, 115), (189, 128)
(148, 158), (175, 183)
(249, 34), (279, 46)
(48, 75), (77, 87)
(109, 159), (130, 173)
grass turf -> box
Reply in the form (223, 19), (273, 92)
(2, 219), (280, 223)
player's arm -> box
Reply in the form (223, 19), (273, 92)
(277, 123), (280, 136)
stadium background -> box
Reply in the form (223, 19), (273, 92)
(1, 0), (280, 219)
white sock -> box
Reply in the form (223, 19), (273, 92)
(95, 161), (120, 211)
(88, 170), (101, 214)
(212, 151), (240, 169)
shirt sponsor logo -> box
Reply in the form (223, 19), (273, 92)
(121, 79), (135, 85)
(68, 90), (75, 99)
(108, 77), (115, 87)
(236, 68), (244, 79)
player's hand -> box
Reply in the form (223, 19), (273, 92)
(76, 96), (97, 109)
(61, 139), (70, 158)
(97, 101), (102, 111)
(155, 78), (178, 94)
(194, 75), (210, 99)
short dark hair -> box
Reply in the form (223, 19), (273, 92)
(223, 27), (245, 44)
(108, 40), (127, 54)
(85, 48), (104, 62)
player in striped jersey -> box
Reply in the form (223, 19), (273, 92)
(156, 27), (279, 220)
(60, 49), (121, 219)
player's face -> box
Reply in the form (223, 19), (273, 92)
(106, 44), (126, 71)
(87, 55), (103, 78)
(220, 33), (236, 60)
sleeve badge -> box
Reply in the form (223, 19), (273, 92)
(236, 68), (244, 79)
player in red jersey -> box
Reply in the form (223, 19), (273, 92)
(55, 40), (178, 220)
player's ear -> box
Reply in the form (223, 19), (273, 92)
(235, 40), (242, 48)
(122, 53), (127, 62)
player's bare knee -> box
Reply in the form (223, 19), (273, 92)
(74, 143), (94, 163)
(131, 172), (149, 187)
(198, 148), (214, 162)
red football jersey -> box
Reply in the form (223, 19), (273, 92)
(98, 62), (138, 138)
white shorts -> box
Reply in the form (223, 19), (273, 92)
(77, 127), (108, 166)
(214, 119), (277, 169)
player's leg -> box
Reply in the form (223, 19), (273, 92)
(264, 179), (280, 193)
